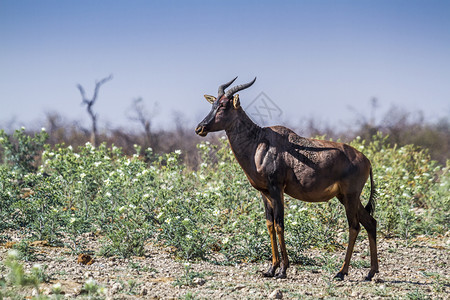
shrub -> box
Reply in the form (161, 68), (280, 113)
(0, 127), (48, 174)
(0, 130), (448, 266)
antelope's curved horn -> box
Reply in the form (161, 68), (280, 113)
(218, 76), (238, 99)
(225, 77), (257, 98)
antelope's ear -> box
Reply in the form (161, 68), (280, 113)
(233, 94), (240, 109)
(204, 95), (216, 104)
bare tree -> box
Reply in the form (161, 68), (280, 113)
(128, 98), (158, 148)
(77, 75), (113, 147)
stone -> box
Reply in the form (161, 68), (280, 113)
(77, 254), (94, 265)
(269, 289), (283, 299)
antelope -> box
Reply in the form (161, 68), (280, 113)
(195, 77), (379, 281)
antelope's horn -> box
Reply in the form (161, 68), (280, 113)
(218, 76), (238, 99)
(225, 77), (257, 98)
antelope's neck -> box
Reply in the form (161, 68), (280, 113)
(225, 110), (263, 167)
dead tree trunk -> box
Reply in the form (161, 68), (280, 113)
(128, 98), (158, 149)
(77, 75), (112, 147)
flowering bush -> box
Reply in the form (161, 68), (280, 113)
(0, 129), (448, 262)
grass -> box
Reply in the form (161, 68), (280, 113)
(0, 129), (449, 298)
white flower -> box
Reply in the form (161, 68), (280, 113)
(129, 204), (136, 209)
(32, 264), (42, 271)
(105, 192), (112, 197)
(175, 149), (182, 155)
(94, 161), (101, 167)
(143, 193), (150, 198)
(84, 277), (96, 289)
(69, 217), (76, 224)
(213, 209), (220, 217)
(80, 173), (86, 179)
(52, 282), (62, 293)
(119, 206), (126, 213)
(222, 237), (229, 244)
(98, 286), (108, 295)
(8, 249), (20, 259)
(41, 127), (46, 131)
(186, 234), (192, 240)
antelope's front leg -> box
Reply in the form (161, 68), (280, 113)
(274, 206), (289, 279)
(262, 193), (279, 277)
(265, 188), (289, 279)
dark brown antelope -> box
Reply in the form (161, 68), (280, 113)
(195, 77), (379, 281)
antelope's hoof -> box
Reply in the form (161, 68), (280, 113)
(262, 267), (276, 278)
(263, 271), (275, 278)
(275, 271), (287, 279)
(365, 270), (378, 281)
(333, 272), (346, 281)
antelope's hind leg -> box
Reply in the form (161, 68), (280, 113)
(357, 203), (379, 281)
(334, 194), (361, 281)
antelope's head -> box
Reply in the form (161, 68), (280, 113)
(195, 77), (256, 136)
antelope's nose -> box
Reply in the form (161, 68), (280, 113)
(195, 125), (207, 136)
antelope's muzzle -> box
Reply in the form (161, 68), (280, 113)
(195, 125), (208, 137)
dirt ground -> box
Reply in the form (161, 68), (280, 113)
(1, 231), (449, 299)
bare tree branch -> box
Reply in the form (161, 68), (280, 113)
(128, 97), (158, 148)
(77, 74), (113, 146)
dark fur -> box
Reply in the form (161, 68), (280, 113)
(196, 80), (379, 280)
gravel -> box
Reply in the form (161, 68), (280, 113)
(1, 231), (449, 299)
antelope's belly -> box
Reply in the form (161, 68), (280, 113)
(285, 181), (340, 203)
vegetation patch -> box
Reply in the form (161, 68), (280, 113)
(0, 128), (448, 298)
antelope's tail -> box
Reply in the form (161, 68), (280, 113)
(365, 166), (377, 216)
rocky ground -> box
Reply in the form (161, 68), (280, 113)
(1, 231), (449, 299)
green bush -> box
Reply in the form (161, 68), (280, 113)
(0, 127), (48, 174)
(0, 130), (448, 265)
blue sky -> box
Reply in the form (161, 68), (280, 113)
(1, 0), (449, 132)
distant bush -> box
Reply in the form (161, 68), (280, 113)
(0, 127), (48, 174)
